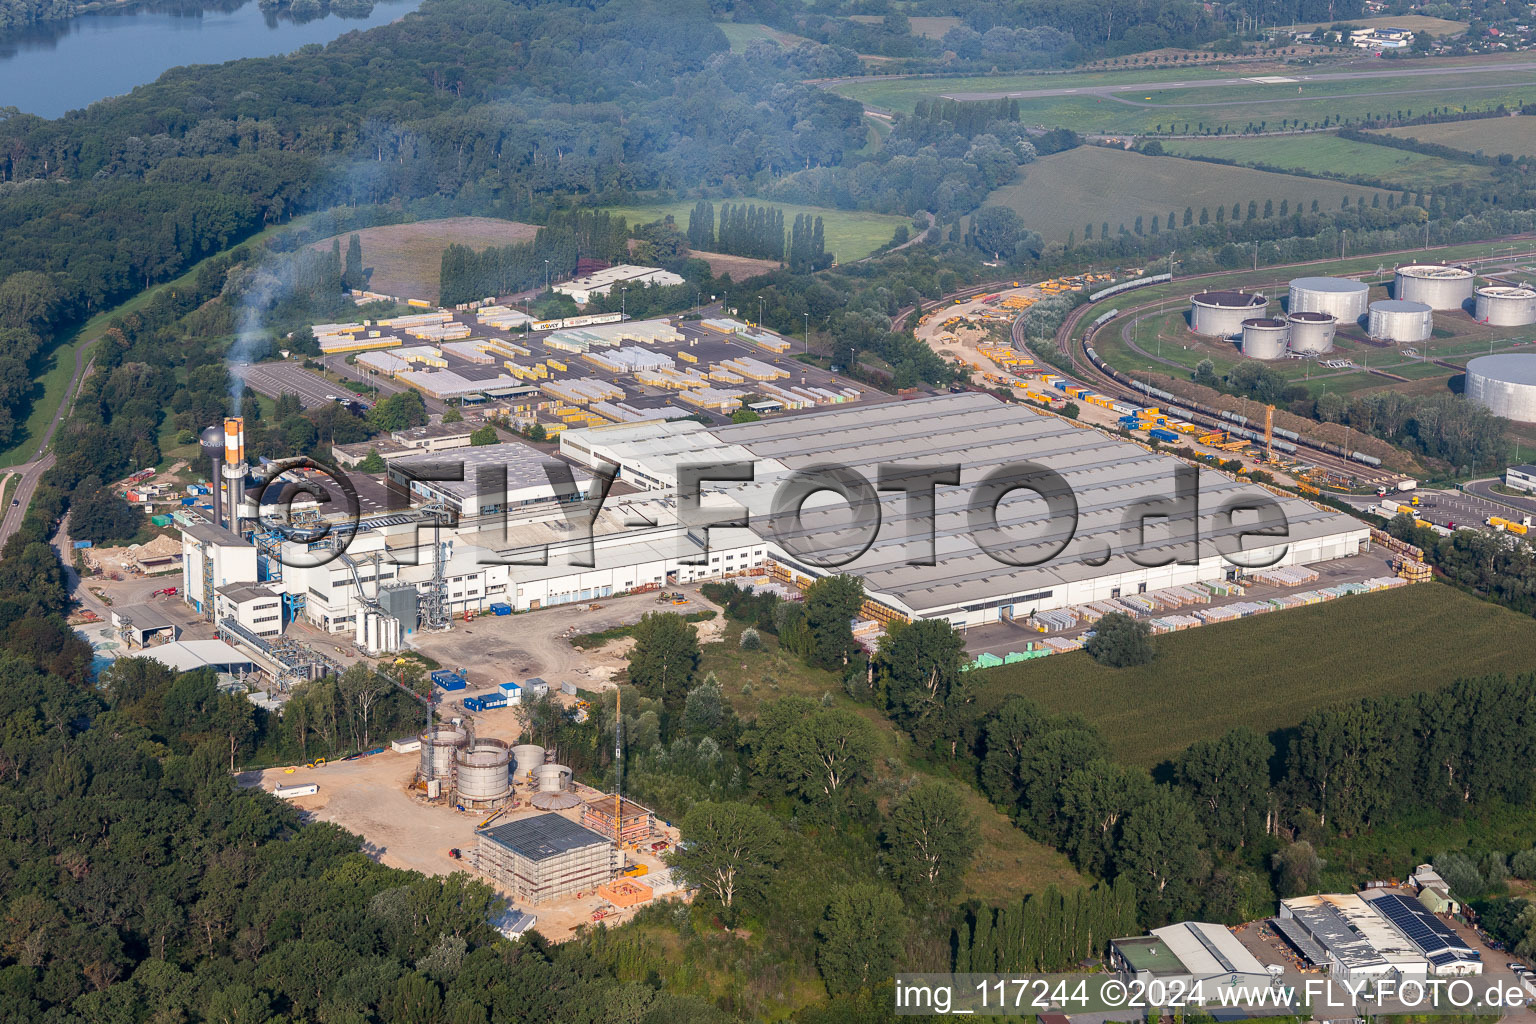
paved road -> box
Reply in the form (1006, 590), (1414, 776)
(0, 343), (94, 549)
(1466, 477), (1536, 516)
(939, 58), (1536, 103)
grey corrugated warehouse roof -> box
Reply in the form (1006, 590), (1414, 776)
(481, 813), (609, 861)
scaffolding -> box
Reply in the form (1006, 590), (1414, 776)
(476, 817), (621, 904)
(582, 797), (655, 847)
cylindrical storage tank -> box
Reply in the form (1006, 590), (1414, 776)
(1368, 300), (1433, 342)
(418, 727), (467, 782)
(535, 763), (573, 792)
(511, 744), (545, 780)
(1190, 290), (1268, 337)
(1475, 286), (1536, 326)
(1240, 318), (1288, 359)
(1466, 354), (1536, 422)
(1285, 311), (1338, 355)
(1287, 276), (1370, 322)
(455, 738), (510, 806)
(1394, 264), (1474, 310)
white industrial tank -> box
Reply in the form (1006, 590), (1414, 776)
(1394, 264), (1474, 310)
(455, 739), (511, 807)
(1190, 290), (1268, 337)
(1367, 299), (1433, 343)
(1240, 318), (1288, 360)
(1474, 286), (1536, 326)
(1287, 276), (1370, 322)
(418, 727), (467, 782)
(1284, 311), (1337, 355)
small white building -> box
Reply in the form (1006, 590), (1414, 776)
(1505, 465), (1536, 493)
(553, 265), (686, 305)
(216, 583), (284, 639)
(391, 422), (476, 453)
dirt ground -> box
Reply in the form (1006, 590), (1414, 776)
(310, 218), (538, 303)
(407, 585), (726, 694)
(685, 249), (780, 281)
(241, 750), (685, 942)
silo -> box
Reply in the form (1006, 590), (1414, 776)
(418, 726), (467, 783)
(511, 744), (545, 782)
(1240, 318), (1289, 360)
(1285, 311), (1338, 355)
(455, 738), (511, 808)
(1474, 286), (1536, 326)
(1466, 354), (1536, 422)
(535, 763), (573, 792)
(1287, 276), (1370, 322)
(1367, 299), (1433, 343)
(1394, 264), (1474, 310)
(1190, 290), (1268, 337)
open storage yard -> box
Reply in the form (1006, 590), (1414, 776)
(310, 217), (538, 303)
(968, 583), (1536, 769)
(986, 146), (1387, 242)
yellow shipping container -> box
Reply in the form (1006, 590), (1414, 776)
(406, 299), (431, 309)
(547, 358), (567, 372)
(678, 351), (698, 363)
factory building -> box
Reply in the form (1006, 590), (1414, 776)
(215, 583), (284, 639)
(1367, 299), (1433, 343)
(476, 813), (622, 904)
(553, 266), (686, 305)
(1189, 291), (1268, 337)
(1394, 264), (1475, 310)
(1466, 354), (1536, 422)
(1474, 286), (1536, 326)
(386, 441), (594, 517)
(1111, 922), (1273, 1003)
(1505, 465), (1536, 493)
(182, 521), (258, 614)
(1277, 892), (1481, 980)
(560, 394), (1371, 629)
(1287, 276), (1371, 322)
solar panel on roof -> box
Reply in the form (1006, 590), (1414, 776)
(1369, 893), (1476, 960)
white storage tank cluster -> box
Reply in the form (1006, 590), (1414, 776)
(1285, 311), (1338, 355)
(1190, 290), (1268, 337)
(529, 763), (581, 809)
(1394, 263), (1475, 310)
(455, 738), (511, 808)
(1474, 286), (1536, 326)
(1240, 318), (1289, 360)
(1466, 354), (1536, 422)
(1367, 299), (1433, 343)
(1287, 276), (1370, 323)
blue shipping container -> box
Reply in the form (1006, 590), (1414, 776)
(73, 539), (93, 549)
(463, 697), (483, 712)
(489, 603), (512, 616)
(1053, 380), (1068, 391)
(436, 677), (466, 691)
(1149, 428), (1179, 442)
(182, 497), (197, 506)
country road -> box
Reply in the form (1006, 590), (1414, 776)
(0, 340), (95, 548)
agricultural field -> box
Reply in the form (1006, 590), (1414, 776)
(831, 65), (1245, 113)
(1375, 113), (1536, 157)
(598, 200), (911, 262)
(1162, 131), (1487, 187)
(968, 584), (1536, 768)
(309, 217), (537, 303)
(985, 146), (1387, 242)
(847, 14), (962, 39)
(1288, 13), (1469, 34)
(714, 21), (812, 50)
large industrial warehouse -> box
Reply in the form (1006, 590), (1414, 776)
(560, 393), (1372, 628)
(1276, 891), (1482, 981)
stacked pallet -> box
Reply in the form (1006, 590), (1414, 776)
(1249, 566), (1320, 587)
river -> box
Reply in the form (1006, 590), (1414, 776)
(0, 0), (423, 119)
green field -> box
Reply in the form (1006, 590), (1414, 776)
(599, 200), (910, 262)
(1163, 131), (1487, 186)
(969, 584), (1536, 768)
(1375, 113), (1536, 157)
(986, 145), (1387, 242)
(836, 66), (1536, 137)
(714, 21), (812, 50)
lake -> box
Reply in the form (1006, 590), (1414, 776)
(0, 0), (423, 119)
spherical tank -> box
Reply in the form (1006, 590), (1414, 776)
(1190, 290), (1267, 337)
(1367, 299), (1433, 343)
(1394, 264), (1474, 310)
(455, 739), (510, 806)
(1240, 318), (1288, 360)
(535, 763), (573, 792)
(1284, 311), (1337, 355)
(511, 744), (545, 780)
(419, 727), (467, 782)
(1474, 286), (1536, 326)
(1466, 354), (1536, 422)
(1287, 276), (1370, 322)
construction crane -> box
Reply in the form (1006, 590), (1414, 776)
(1264, 404), (1275, 463)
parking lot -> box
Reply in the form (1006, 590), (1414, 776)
(1410, 489), (1529, 533)
(235, 362), (356, 410)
